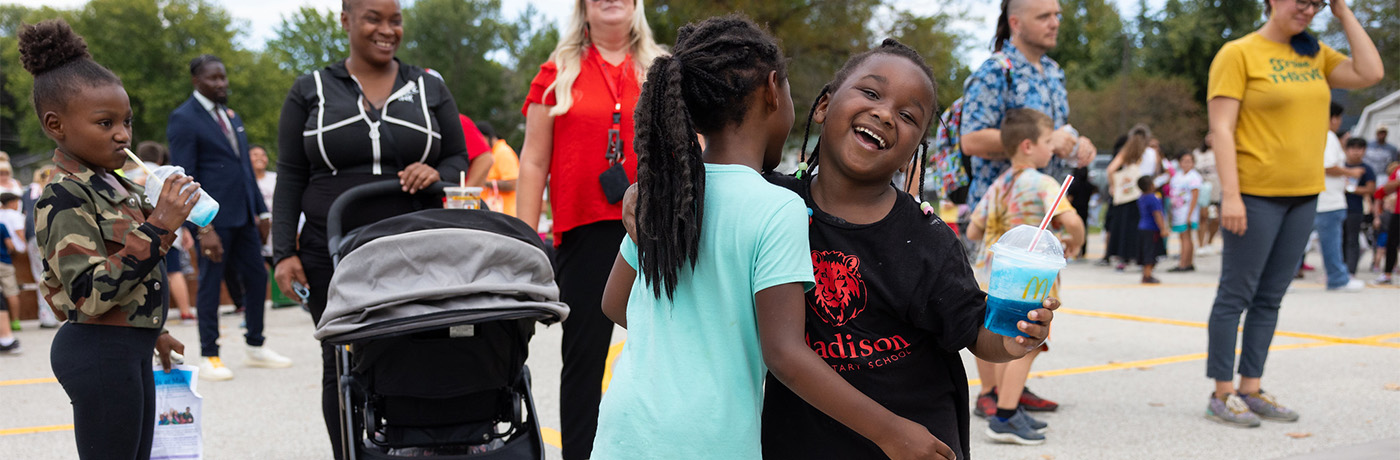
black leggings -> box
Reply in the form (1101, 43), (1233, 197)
(50, 323), (161, 460)
(1387, 213), (1399, 274)
(557, 220), (624, 460)
(297, 238), (342, 460)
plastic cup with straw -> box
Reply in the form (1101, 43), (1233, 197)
(126, 148), (219, 226)
(443, 170), (481, 209)
(982, 175), (1072, 337)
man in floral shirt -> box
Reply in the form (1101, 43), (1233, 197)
(959, 0), (1097, 211)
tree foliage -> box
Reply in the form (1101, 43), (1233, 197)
(644, 0), (969, 142)
(1068, 73), (1204, 157)
(1050, 0), (1128, 90)
(1322, 0), (1399, 112)
(1136, 0), (1261, 103)
(0, 0), (290, 165)
(266, 7), (346, 76)
(1, 0), (1392, 173)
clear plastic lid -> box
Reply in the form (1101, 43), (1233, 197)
(989, 224), (1067, 269)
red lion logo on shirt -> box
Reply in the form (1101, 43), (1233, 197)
(809, 251), (867, 327)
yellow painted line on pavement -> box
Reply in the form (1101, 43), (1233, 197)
(1064, 282), (1219, 291)
(1059, 308), (1209, 329)
(0, 377), (57, 387)
(541, 427), (562, 448)
(0, 424), (72, 436)
(968, 341), (1340, 387)
(600, 341), (625, 393)
(1058, 308), (1400, 349)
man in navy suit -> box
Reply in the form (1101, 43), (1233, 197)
(169, 55), (291, 381)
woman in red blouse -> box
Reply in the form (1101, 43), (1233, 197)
(516, 1), (664, 458)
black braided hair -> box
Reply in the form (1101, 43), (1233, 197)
(18, 19), (121, 117)
(797, 38), (937, 201)
(633, 14), (786, 299)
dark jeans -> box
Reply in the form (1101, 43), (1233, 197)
(557, 220), (624, 460)
(196, 223), (268, 357)
(1207, 195), (1316, 381)
(1343, 212), (1364, 274)
(51, 323), (161, 460)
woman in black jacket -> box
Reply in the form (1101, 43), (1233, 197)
(272, 0), (469, 457)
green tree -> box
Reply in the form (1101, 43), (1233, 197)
(0, 0), (291, 163)
(1050, 0), (1128, 90)
(498, 4), (559, 148)
(1, 6), (83, 159)
(266, 7), (347, 76)
(645, 0), (968, 144)
(398, 0), (514, 147)
(1138, 0), (1262, 103)
(1068, 73), (1204, 157)
(887, 11), (970, 110)
(1322, 0), (1399, 112)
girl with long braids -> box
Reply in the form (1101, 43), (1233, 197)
(20, 19), (196, 459)
(514, 1), (664, 455)
(761, 39), (1061, 459)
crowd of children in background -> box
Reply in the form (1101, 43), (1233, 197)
(1057, 121), (1399, 288)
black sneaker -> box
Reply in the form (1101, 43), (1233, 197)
(0, 338), (20, 354)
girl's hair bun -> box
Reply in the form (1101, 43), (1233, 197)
(18, 19), (92, 77)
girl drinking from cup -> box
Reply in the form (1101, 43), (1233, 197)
(21, 19), (197, 460)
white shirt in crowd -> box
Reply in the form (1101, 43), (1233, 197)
(1317, 131), (1348, 213)
(0, 208), (24, 253)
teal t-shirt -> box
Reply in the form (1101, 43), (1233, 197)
(591, 164), (815, 459)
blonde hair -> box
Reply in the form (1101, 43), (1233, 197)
(33, 164), (57, 185)
(546, 0), (666, 116)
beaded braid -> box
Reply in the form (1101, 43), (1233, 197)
(634, 15), (787, 299)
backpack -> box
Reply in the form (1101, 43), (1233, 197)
(929, 52), (1015, 203)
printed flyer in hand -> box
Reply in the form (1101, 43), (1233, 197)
(151, 364), (203, 460)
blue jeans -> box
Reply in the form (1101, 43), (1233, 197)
(1207, 195), (1316, 381)
(1314, 209), (1349, 288)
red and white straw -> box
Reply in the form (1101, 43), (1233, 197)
(1029, 174), (1074, 253)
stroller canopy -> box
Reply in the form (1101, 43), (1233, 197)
(316, 209), (569, 343)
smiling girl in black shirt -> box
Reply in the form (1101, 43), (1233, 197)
(762, 40), (1061, 460)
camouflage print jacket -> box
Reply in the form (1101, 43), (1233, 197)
(37, 149), (176, 329)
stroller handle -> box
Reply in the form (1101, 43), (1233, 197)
(327, 180), (451, 264)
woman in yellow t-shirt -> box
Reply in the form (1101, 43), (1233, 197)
(1202, 0), (1381, 428)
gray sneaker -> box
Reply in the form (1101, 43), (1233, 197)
(986, 408), (1048, 445)
(1206, 393), (1261, 427)
(0, 338), (19, 354)
(1238, 390), (1299, 422)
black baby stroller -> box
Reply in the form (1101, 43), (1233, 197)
(314, 181), (568, 460)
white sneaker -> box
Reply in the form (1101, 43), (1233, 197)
(1328, 279), (1366, 292)
(200, 357), (234, 381)
(245, 346), (293, 368)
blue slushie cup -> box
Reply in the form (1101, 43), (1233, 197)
(144, 165), (219, 227)
(985, 225), (1066, 337)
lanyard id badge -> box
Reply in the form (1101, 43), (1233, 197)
(594, 47), (632, 204)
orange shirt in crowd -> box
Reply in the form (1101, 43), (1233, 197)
(484, 139), (520, 217)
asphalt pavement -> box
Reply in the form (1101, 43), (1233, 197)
(1, 238), (1396, 460)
